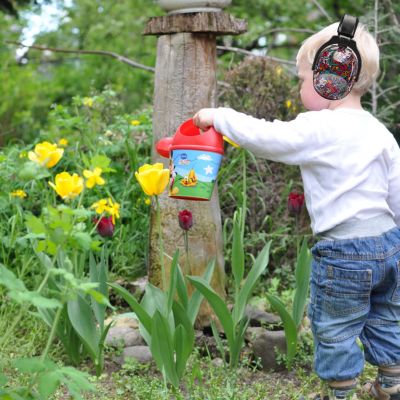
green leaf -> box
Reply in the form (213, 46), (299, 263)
(231, 211), (244, 290)
(292, 238), (312, 328)
(186, 276), (235, 349)
(234, 241), (271, 325)
(89, 252), (107, 330)
(14, 291), (61, 309)
(176, 262), (189, 310)
(187, 259), (215, 325)
(38, 371), (61, 398)
(72, 232), (92, 251)
(265, 294), (298, 369)
(58, 366), (95, 399)
(139, 284), (174, 344)
(172, 301), (194, 378)
(0, 265), (26, 291)
(14, 358), (56, 373)
(107, 283), (152, 333)
(86, 289), (111, 307)
(67, 294), (100, 361)
(230, 316), (249, 368)
(91, 154), (111, 170)
(210, 320), (226, 366)
(167, 250), (179, 314)
(25, 214), (46, 235)
(150, 311), (179, 388)
(142, 283), (167, 315)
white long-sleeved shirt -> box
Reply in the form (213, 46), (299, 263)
(214, 107), (400, 235)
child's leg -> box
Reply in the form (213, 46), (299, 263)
(358, 230), (400, 399)
(308, 250), (373, 398)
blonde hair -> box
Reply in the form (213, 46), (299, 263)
(296, 22), (380, 94)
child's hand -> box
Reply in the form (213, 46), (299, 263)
(193, 108), (216, 130)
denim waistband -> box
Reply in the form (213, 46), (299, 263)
(319, 214), (396, 240)
(313, 225), (400, 261)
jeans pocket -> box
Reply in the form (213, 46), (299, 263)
(322, 264), (372, 317)
(391, 261), (400, 303)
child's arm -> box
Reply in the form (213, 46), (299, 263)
(194, 107), (323, 165)
(387, 142), (400, 226)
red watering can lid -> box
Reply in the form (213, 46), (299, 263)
(156, 119), (224, 158)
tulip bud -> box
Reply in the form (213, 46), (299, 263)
(288, 192), (305, 216)
(94, 216), (114, 238)
(178, 209), (193, 231)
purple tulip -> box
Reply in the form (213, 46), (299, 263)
(94, 216), (114, 238)
(178, 209), (193, 231)
(288, 192), (305, 216)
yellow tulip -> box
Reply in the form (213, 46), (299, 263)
(28, 141), (64, 168)
(135, 163), (169, 196)
(49, 172), (84, 201)
(83, 167), (105, 189)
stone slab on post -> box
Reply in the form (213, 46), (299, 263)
(144, 11), (246, 328)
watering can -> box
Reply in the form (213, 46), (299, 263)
(156, 119), (224, 201)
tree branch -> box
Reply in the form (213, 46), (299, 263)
(310, 0), (333, 21)
(217, 45), (297, 66)
(5, 40), (156, 73)
(264, 27), (316, 35)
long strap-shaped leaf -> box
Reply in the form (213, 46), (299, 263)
(187, 259), (215, 325)
(173, 301), (195, 375)
(187, 276), (235, 349)
(234, 241), (271, 325)
(67, 294), (100, 362)
(167, 250), (180, 314)
(176, 262), (189, 310)
(265, 294), (297, 369)
(107, 282), (152, 333)
(150, 311), (180, 388)
(292, 238), (312, 328)
(231, 211), (244, 292)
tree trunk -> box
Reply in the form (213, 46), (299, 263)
(150, 33), (225, 328)
(146, 12), (246, 328)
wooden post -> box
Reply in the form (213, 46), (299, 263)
(144, 11), (246, 328)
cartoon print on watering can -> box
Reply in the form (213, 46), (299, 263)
(156, 119), (224, 201)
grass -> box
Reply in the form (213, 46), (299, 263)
(0, 308), (379, 400)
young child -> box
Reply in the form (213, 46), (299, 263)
(193, 16), (400, 400)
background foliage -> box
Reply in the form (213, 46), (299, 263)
(0, 0), (398, 144)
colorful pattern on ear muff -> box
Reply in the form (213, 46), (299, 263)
(313, 44), (359, 100)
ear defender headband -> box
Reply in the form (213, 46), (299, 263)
(312, 14), (362, 100)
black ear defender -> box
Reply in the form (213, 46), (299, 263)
(312, 14), (362, 100)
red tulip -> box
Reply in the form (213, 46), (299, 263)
(178, 209), (193, 231)
(94, 216), (114, 238)
(288, 192), (305, 216)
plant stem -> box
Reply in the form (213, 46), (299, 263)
(241, 150), (247, 239)
(155, 196), (167, 291)
(24, 304), (63, 397)
(295, 215), (300, 257)
(0, 307), (24, 350)
(41, 305), (63, 361)
(183, 230), (190, 276)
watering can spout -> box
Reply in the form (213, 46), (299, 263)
(156, 137), (173, 158)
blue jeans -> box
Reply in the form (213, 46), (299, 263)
(309, 226), (400, 381)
